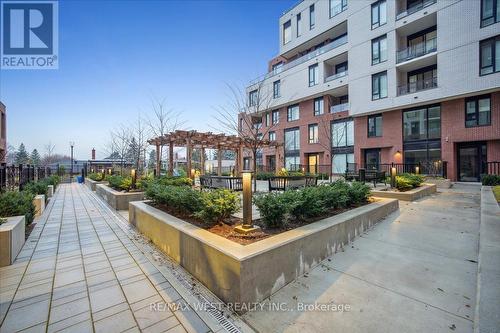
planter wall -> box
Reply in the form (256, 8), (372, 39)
(96, 184), (144, 210)
(129, 198), (398, 308)
(425, 178), (452, 189)
(371, 183), (437, 201)
(33, 194), (45, 218)
(0, 216), (26, 267)
(85, 178), (108, 191)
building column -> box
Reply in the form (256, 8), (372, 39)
(234, 149), (239, 176)
(168, 141), (174, 177)
(186, 138), (192, 178)
(155, 143), (161, 177)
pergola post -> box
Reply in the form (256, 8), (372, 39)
(238, 145), (244, 174)
(155, 143), (161, 177)
(234, 148), (239, 176)
(201, 147), (205, 175)
(217, 145), (222, 176)
(168, 140), (174, 177)
(186, 137), (192, 179)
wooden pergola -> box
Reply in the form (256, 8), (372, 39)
(148, 130), (278, 177)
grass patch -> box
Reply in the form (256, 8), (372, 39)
(493, 185), (500, 203)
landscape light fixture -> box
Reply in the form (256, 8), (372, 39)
(390, 167), (397, 188)
(234, 170), (261, 235)
(131, 169), (136, 189)
(191, 168), (196, 179)
(415, 166), (420, 174)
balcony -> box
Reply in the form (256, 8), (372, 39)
(397, 77), (437, 96)
(397, 37), (436, 63)
(325, 70), (348, 83)
(249, 34), (348, 85)
(396, 0), (436, 20)
(330, 103), (349, 113)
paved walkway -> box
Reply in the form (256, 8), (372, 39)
(0, 183), (249, 333)
(243, 184), (481, 333)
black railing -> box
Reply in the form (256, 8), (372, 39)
(0, 164), (53, 192)
(483, 161), (500, 175)
(347, 161), (447, 177)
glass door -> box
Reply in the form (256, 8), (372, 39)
(308, 154), (318, 174)
(364, 149), (381, 170)
(458, 142), (487, 182)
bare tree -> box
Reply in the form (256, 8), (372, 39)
(42, 141), (56, 166)
(214, 81), (278, 190)
(106, 125), (132, 175)
(146, 97), (183, 172)
(129, 114), (149, 175)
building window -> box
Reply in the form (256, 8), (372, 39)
(314, 97), (324, 116)
(273, 80), (281, 99)
(368, 114), (383, 137)
(309, 5), (315, 29)
(332, 119), (354, 147)
(371, 0), (387, 29)
(466, 95), (491, 127)
(284, 127), (300, 151)
(403, 105), (441, 141)
(283, 20), (291, 45)
(249, 90), (257, 106)
(372, 71), (387, 100)
(481, 0), (500, 27)
(269, 131), (276, 141)
(272, 110), (280, 124)
(287, 104), (300, 121)
(272, 62), (283, 74)
(480, 35), (500, 75)
(309, 64), (319, 86)
(372, 35), (387, 65)
(308, 124), (319, 143)
(332, 154), (354, 174)
(253, 119), (262, 130)
(265, 112), (271, 127)
(296, 13), (302, 37)
(330, 0), (347, 18)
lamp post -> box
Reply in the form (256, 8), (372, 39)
(69, 141), (75, 178)
(235, 170), (261, 234)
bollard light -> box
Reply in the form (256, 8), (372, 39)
(390, 167), (397, 188)
(415, 166), (420, 175)
(242, 170), (252, 228)
(191, 168), (196, 179)
(108, 168), (112, 175)
(131, 169), (136, 189)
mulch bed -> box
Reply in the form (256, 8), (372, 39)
(147, 198), (375, 246)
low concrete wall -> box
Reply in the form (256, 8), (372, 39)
(33, 194), (45, 218)
(96, 184), (144, 210)
(47, 185), (54, 198)
(129, 198), (399, 307)
(0, 216), (25, 267)
(85, 178), (108, 191)
(425, 178), (452, 189)
(474, 186), (500, 333)
(371, 183), (436, 201)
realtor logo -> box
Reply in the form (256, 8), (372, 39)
(1, 0), (58, 69)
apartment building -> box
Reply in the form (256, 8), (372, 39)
(0, 102), (6, 163)
(243, 0), (500, 181)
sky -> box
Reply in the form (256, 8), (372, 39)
(1, 0), (296, 159)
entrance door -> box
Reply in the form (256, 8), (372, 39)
(266, 155), (276, 172)
(364, 149), (381, 170)
(458, 142), (487, 182)
(307, 154), (318, 174)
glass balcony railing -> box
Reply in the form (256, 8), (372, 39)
(397, 37), (437, 63)
(397, 77), (437, 96)
(249, 34), (348, 85)
(330, 103), (349, 113)
(325, 70), (348, 83)
(396, 0), (437, 20)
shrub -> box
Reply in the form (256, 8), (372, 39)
(23, 181), (49, 197)
(400, 173), (424, 187)
(395, 176), (413, 191)
(106, 175), (134, 191)
(88, 172), (104, 181)
(481, 174), (500, 186)
(348, 181), (372, 205)
(145, 184), (203, 215)
(0, 191), (36, 225)
(253, 192), (290, 228)
(256, 172), (275, 180)
(195, 189), (240, 223)
(45, 175), (61, 188)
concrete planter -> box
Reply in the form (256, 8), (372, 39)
(47, 185), (54, 197)
(371, 183), (437, 201)
(33, 194), (45, 217)
(96, 184), (144, 210)
(129, 198), (398, 308)
(85, 178), (108, 191)
(0, 216), (25, 267)
(425, 178), (452, 189)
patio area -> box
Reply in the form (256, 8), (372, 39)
(0, 183), (252, 333)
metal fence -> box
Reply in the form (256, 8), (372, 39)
(0, 164), (53, 192)
(484, 161), (500, 176)
(347, 161), (448, 178)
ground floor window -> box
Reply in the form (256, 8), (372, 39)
(332, 153), (354, 174)
(285, 155), (300, 171)
(403, 139), (441, 174)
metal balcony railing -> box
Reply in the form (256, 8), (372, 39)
(330, 103), (349, 113)
(249, 34), (348, 85)
(325, 70), (348, 83)
(397, 77), (437, 96)
(396, 0), (437, 20)
(397, 37), (437, 63)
